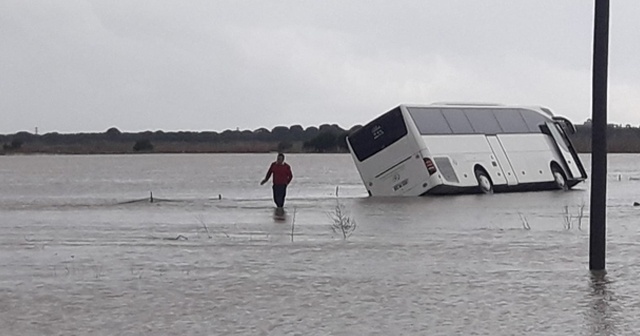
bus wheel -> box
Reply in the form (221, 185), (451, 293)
(475, 169), (493, 194)
(552, 166), (568, 191)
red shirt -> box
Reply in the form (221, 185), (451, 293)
(267, 162), (293, 185)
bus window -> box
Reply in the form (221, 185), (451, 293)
(520, 109), (548, 133)
(407, 108), (452, 135)
(442, 108), (474, 134)
(347, 107), (408, 161)
(493, 109), (529, 133)
(465, 109), (503, 134)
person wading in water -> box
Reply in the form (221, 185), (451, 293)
(260, 153), (293, 212)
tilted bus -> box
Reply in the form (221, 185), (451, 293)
(346, 103), (587, 196)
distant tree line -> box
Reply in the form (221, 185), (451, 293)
(3, 122), (640, 154)
(0, 124), (363, 154)
(569, 123), (640, 153)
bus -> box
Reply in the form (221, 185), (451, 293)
(346, 103), (587, 196)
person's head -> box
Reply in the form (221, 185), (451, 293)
(276, 153), (285, 164)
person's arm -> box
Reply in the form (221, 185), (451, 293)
(286, 164), (293, 184)
(260, 163), (273, 185)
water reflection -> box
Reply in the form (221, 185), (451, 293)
(585, 270), (617, 335)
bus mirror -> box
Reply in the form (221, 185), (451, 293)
(552, 116), (576, 134)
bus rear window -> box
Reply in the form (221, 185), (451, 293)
(347, 107), (408, 162)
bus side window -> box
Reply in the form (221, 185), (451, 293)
(407, 108), (452, 135)
(465, 109), (503, 134)
(493, 109), (529, 133)
(520, 109), (548, 133)
(442, 108), (474, 134)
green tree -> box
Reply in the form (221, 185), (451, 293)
(278, 141), (293, 152)
(3, 139), (23, 151)
(304, 131), (337, 152)
(133, 139), (154, 152)
(271, 126), (290, 141)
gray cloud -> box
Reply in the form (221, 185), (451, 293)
(1, 1), (639, 134)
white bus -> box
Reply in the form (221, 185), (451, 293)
(346, 103), (587, 196)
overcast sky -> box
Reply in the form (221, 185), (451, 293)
(1, 1), (639, 134)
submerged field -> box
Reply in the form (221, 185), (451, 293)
(1, 153), (639, 335)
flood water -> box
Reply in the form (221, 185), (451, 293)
(1, 153), (640, 335)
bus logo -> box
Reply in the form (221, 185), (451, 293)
(372, 125), (384, 139)
(393, 178), (408, 191)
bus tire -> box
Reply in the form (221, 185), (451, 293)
(551, 165), (568, 191)
(474, 169), (493, 194)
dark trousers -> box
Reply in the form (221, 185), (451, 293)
(272, 184), (287, 208)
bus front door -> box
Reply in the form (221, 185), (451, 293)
(545, 121), (583, 179)
(487, 136), (518, 185)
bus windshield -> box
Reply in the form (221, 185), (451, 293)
(347, 107), (408, 161)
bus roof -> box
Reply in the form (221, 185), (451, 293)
(400, 103), (555, 117)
